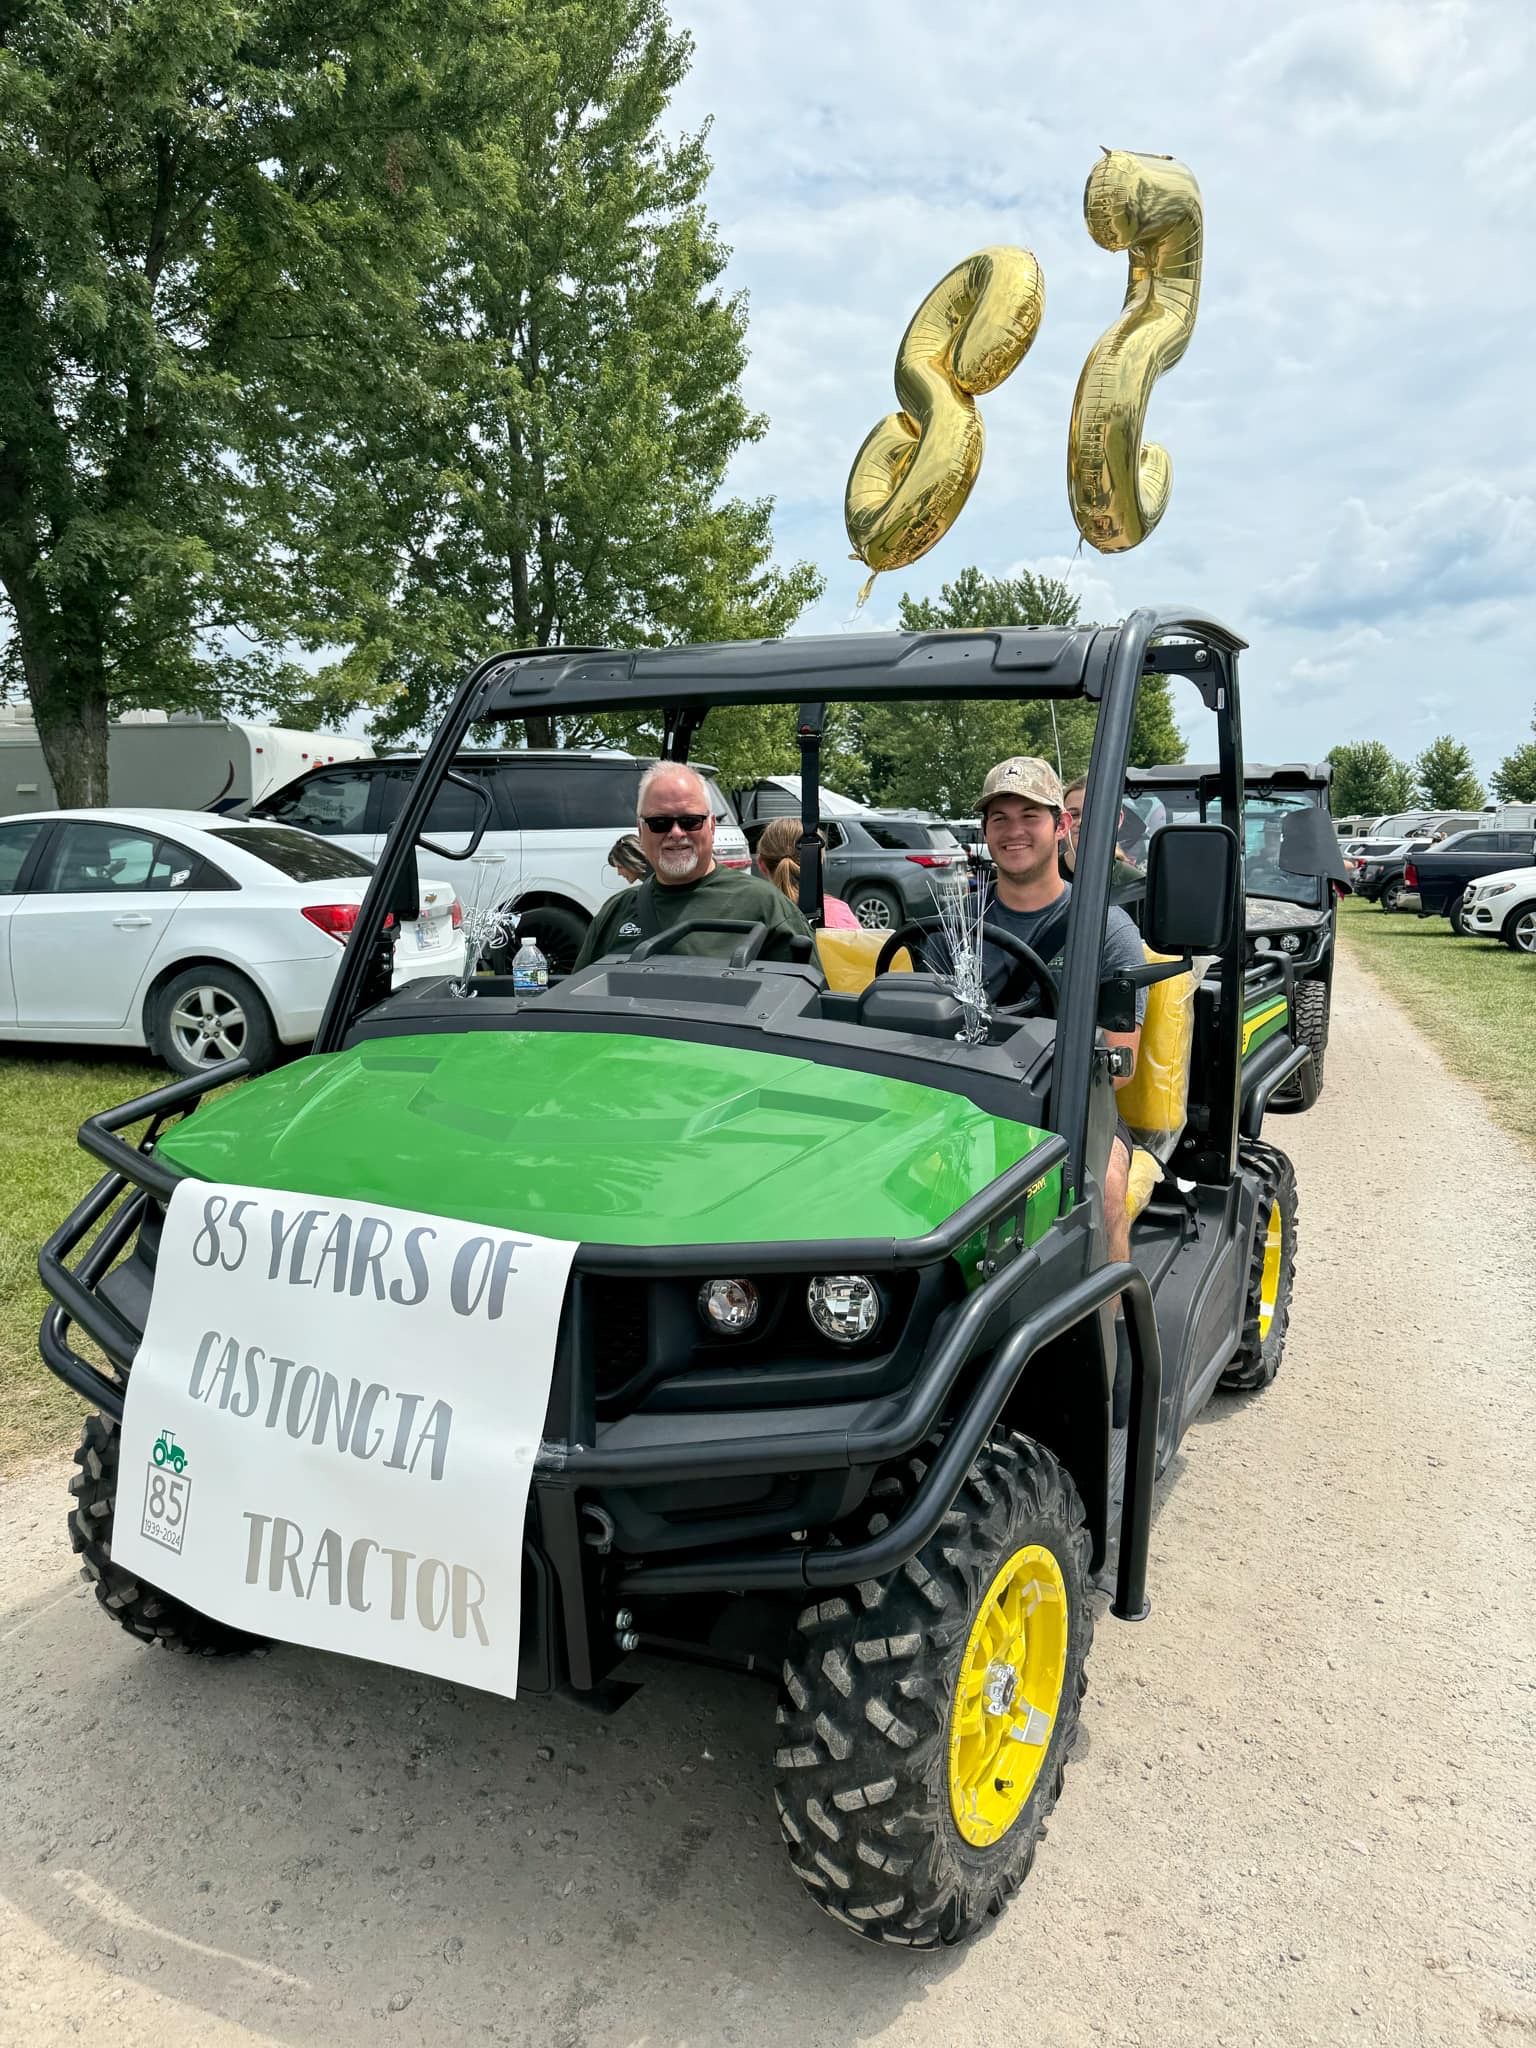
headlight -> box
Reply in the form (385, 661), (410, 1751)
(698, 1277), (760, 1334)
(1253, 935), (1272, 953)
(1482, 882), (1515, 898)
(807, 1274), (882, 1345)
(1280, 932), (1302, 953)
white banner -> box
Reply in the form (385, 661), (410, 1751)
(113, 1180), (576, 1700)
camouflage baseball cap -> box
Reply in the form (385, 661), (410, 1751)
(976, 756), (1064, 816)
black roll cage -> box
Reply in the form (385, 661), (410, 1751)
(317, 606), (1250, 1201)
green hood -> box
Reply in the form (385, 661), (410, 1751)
(154, 1030), (1059, 1250)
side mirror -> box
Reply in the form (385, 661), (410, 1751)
(1143, 821), (1239, 955)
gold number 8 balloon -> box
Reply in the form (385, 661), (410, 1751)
(1068, 150), (1203, 553)
(844, 247), (1045, 599)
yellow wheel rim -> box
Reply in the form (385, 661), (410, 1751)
(947, 1544), (1069, 1848)
(1257, 1198), (1284, 1342)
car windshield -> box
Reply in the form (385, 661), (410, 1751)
(1138, 787), (1325, 906)
(209, 825), (375, 882)
(1242, 796), (1323, 906)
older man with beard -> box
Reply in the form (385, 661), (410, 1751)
(572, 762), (810, 969)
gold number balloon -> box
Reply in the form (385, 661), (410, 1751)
(1068, 150), (1203, 553)
(845, 247), (1045, 592)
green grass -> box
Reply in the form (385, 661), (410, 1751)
(0, 1046), (163, 1467)
(1337, 894), (1536, 1152)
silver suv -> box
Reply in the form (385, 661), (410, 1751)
(816, 812), (969, 929)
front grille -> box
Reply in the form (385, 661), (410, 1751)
(588, 1277), (647, 1401)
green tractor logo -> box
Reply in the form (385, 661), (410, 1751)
(152, 1430), (189, 1475)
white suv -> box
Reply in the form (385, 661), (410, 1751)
(251, 750), (750, 972)
(1460, 865), (1536, 952)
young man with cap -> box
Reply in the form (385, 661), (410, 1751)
(974, 757), (1146, 1277)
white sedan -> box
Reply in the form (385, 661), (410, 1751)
(1460, 866), (1536, 953)
(0, 809), (466, 1076)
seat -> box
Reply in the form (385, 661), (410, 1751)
(814, 928), (911, 993)
(1115, 949), (1198, 1223)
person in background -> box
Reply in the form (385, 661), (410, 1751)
(607, 833), (649, 884)
(1061, 775), (1144, 891)
(754, 816), (860, 929)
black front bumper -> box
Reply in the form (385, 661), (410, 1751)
(38, 1067), (1164, 1688)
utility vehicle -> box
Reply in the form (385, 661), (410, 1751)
(39, 609), (1315, 1947)
(1124, 761), (1346, 1101)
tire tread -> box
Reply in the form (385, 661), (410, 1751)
(774, 1435), (1092, 1947)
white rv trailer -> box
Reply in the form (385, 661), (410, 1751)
(0, 707), (372, 819)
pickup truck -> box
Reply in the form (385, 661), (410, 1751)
(1407, 828), (1536, 931)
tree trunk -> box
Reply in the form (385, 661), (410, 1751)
(33, 678), (112, 807)
(523, 714), (555, 748)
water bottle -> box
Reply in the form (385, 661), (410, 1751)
(512, 934), (548, 995)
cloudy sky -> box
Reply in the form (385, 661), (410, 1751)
(666, 0), (1535, 780)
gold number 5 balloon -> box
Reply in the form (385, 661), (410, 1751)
(845, 247), (1044, 595)
(1068, 150), (1203, 553)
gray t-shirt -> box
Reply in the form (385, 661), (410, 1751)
(979, 881), (1147, 1022)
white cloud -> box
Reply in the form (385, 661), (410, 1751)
(1280, 626), (1389, 694)
(1255, 484), (1536, 629)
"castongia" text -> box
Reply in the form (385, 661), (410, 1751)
(189, 1331), (453, 1482)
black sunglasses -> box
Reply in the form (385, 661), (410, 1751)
(641, 812), (711, 834)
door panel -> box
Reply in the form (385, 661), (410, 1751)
(11, 823), (191, 1030)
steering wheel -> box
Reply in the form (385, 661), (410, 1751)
(873, 915), (1060, 1018)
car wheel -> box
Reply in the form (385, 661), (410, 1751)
(1506, 905), (1536, 954)
(504, 904), (588, 977)
(69, 1413), (266, 1657)
(774, 1433), (1093, 1947)
(1272, 977), (1327, 1109)
(1378, 880), (1405, 913)
(1220, 1141), (1297, 1393)
(153, 964), (277, 1077)
(848, 883), (904, 931)
(1447, 894), (1469, 936)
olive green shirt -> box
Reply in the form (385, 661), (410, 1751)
(572, 865), (811, 970)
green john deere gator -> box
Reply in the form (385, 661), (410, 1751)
(39, 609), (1316, 1946)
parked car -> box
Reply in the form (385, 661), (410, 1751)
(1348, 837), (1436, 911)
(1405, 828), (1536, 932)
(252, 750), (749, 973)
(813, 812), (968, 929)
(0, 810), (464, 1076)
(1459, 866), (1536, 952)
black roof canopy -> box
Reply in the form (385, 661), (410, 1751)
(473, 608), (1248, 721)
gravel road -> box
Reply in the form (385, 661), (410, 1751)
(2, 950), (1533, 2048)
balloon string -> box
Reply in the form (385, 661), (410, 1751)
(854, 569), (879, 611)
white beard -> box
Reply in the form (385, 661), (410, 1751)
(656, 843), (705, 881)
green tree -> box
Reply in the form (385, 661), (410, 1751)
(0, 0), (482, 803)
(298, 0), (820, 757)
(1415, 734), (1485, 810)
(1325, 741), (1417, 817)
(1490, 706), (1536, 804)
(853, 567), (1183, 813)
